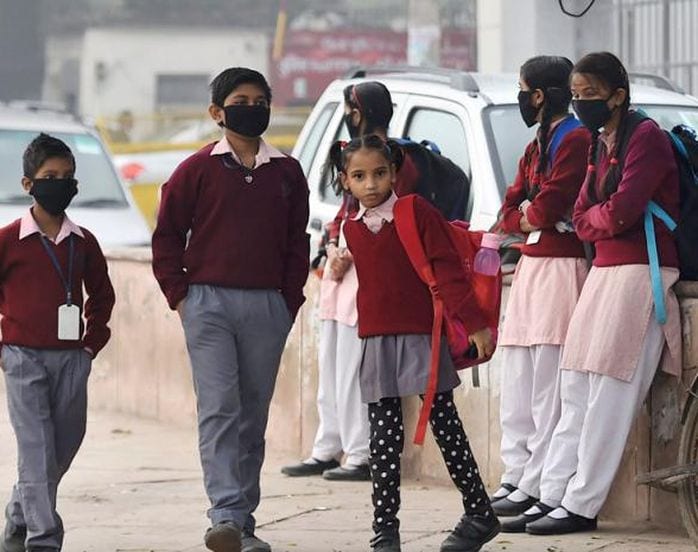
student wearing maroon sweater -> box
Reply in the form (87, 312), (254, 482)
(524, 53), (681, 536)
(491, 57), (591, 529)
(335, 135), (499, 552)
(152, 68), (309, 552)
(0, 133), (115, 552)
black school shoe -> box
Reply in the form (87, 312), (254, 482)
(440, 512), (501, 552)
(491, 493), (538, 517)
(500, 502), (553, 533)
(525, 509), (597, 535)
(204, 521), (242, 552)
(370, 527), (401, 551)
(323, 464), (371, 481)
(280, 458), (340, 477)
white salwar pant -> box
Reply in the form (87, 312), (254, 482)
(499, 344), (562, 498)
(539, 320), (665, 518)
(311, 319), (369, 467)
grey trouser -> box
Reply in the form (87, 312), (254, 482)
(2, 346), (91, 551)
(181, 285), (292, 532)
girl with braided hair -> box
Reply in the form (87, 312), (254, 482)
(522, 52), (681, 536)
(492, 56), (591, 525)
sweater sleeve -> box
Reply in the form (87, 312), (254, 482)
(281, 160), (310, 320)
(525, 129), (591, 229)
(500, 145), (533, 233)
(81, 231), (115, 357)
(413, 197), (489, 335)
(151, 160), (198, 310)
(573, 121), (675, 242)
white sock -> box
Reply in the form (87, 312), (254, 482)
(549, 507), (570, 520)
(492, 486), (512, 499)
(507, 489), (531, 503)
(524, 504), (542, 515)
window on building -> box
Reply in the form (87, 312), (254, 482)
(156, 74), (209, 107)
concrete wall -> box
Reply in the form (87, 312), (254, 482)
(92, 249), (698, 529)
(78, 27), (269, 119)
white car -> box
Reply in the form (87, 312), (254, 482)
(0, 105), (151, 247)
(292, 66), (698, 253)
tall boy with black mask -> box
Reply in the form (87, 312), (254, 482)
(152, 67), (310, 552)
(0, 133), (115, 552)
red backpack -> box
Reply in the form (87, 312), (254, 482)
(394, 195), (502, 445)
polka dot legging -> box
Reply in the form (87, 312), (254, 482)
(368, 391), (492, 532)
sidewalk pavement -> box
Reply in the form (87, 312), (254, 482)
(0, 392), (695, 552)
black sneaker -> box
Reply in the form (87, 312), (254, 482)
(525, 509), (597, 535)
(370, 527), (401, 551)
(241, 530), (271, 552)
(500, 502), (554, 533)
(491, 493), (538, 517)
(0, 524), (26, 552)
(323, 464), (371, 481)
(205, 521), (242, 552)
(280, 458), (339, 477)
(440, 512), (501, 552)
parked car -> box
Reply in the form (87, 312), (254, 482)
(292, 66), (698, 256)
(0, 104), (151, 247)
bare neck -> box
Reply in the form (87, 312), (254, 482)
(31, 204), (63, 240)
(225, 131), (260, 168)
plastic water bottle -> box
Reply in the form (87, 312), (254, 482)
(474, 233), (501, 276)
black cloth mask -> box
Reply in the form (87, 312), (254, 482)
(219, 105), (270, 137)
(518, 90), (541, 128)
(30, 178), (78, 215)
(344, 112), (360, 139)
(572, 97), (614, 132)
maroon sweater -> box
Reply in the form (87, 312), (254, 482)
(573, 120), (679, 268)
(152, 143), (310, 317)
(0, 221), (115, 355)
(502, 126), (590, 258)
(344, 195), (488, 338)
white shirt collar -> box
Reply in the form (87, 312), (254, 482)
(19, 209), (84, 244)
(210, 136), (285, 168)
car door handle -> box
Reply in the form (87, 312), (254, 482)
(310, 217), (323, 231)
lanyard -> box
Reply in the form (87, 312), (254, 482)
(39, 234), (74, 306)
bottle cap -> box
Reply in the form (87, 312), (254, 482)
(481, 232), (501, 250)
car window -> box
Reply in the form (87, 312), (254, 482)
(297, 102), (337, 177)
(0, 129), (128, 207)
(404, 108), (471, 178)
(637, 104), (698, 131)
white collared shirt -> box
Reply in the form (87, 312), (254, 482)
(209, 136), (285, 168)
(352, 192), (398, 234)
(19, 209), (84, 244)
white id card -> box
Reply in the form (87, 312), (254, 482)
(58, 304), (81, 340)
(526, 230), (542, 245)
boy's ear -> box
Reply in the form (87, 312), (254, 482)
(21, 177), (32, 193)
(208, 103), (225, 127)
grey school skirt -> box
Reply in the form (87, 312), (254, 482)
(359, 334), (461, 404)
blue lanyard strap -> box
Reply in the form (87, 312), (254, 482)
(39, 234), (75, 306)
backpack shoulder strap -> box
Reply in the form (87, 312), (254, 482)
(644, 200), (677, 325)
(393, 196), (443, 446)
(548, 115), (582, 164)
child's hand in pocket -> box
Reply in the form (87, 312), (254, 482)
(469, 327), (495, 359)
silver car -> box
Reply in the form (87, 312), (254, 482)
(0, 104), (151, 247)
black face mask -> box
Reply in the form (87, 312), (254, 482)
(219, 105), (270, 137)
(30, 178), (78, 216)
(572, 97), (614, 132)
(344, 112), (361, 139)
(518, 90), (541, 128)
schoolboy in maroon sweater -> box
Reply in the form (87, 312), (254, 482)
(0, 133), (115, 552)
(152, 68), (309, 552)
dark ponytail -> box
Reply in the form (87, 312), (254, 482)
(572, 51), (631, 203)
(520, 55), (574, 183)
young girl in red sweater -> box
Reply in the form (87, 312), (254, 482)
(332, 134), (499, 552)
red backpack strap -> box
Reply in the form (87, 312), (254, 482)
(393, 196), (443, 446)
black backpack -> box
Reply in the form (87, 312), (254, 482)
(390, 138), (471, 221)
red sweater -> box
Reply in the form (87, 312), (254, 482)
(152, 143), (310, 316)
(502, 126), (590, 258)
(344, 195), (488, 338)
(573, 120), (679, 268)
(0, 221), (115, 356)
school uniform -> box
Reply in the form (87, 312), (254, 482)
(1, 211), (115, 550)
(344, 193), (493, 533)
(151, 137), (310, 534)
(497, 122), (590, 500)
(537, 119), (681, 520)
(312, 224), (369, 468)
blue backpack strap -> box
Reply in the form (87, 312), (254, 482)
(395, 136), (442, 155)
(644, 200), (677, 325)
(419, 139), (441, 155)
(548, 116), (582, 166)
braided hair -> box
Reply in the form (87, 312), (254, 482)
(572, 52), (631, 203)
(520, 56), (574, 186)
(343, 81), (394, 135)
